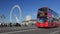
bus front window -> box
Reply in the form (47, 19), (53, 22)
(38, 17), (47, 23)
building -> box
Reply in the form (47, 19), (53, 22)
(21, 19), (36, 26)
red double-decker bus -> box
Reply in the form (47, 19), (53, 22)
(36, 7), (59, 28)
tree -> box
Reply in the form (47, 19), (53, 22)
(8, 22), (12, 27)
(15, 23), (21, 26)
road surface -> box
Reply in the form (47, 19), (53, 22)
(0, 26), (60, 34)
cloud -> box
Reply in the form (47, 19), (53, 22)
(26, 15), (31, 21)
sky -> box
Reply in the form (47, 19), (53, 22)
(0, 0), (60, 23)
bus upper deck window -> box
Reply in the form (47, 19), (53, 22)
(38, 8), (47, 12)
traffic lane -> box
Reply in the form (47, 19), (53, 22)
(0, 26), (37, 33)
(50, 31), (59, 34)
(48, 27), (60, 34)
(0, 28), (49, 34)
(1, 27), (60, 34)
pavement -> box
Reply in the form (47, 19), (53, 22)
(0, 26), (60, 34)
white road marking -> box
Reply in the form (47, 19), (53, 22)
(50, 31), (59, 34)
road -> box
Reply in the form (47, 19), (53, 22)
(0, 26), (60, 34)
